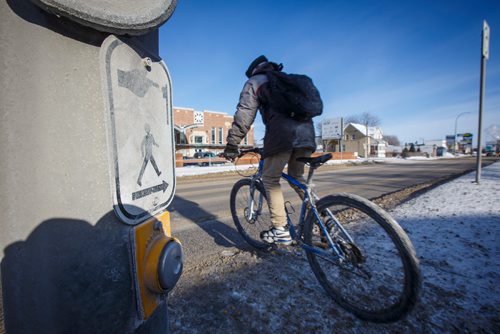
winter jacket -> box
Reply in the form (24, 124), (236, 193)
(226, 71), (316, 159)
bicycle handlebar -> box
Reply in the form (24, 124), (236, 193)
(224, 148), (330, 170)
(217, 147), (263, 162)
(237, 147), (263, 158)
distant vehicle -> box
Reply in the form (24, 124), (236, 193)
(194, 151), (217, 159)
(192, 151), (225, 166)
(484, 145), (496, 157)
(436, 147), (446, 157)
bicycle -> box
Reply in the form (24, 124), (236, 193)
(229, 148), (421, 323)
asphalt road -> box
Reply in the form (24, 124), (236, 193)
(170, 157), (496, 265)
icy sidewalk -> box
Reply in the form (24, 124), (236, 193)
(169, 162), (500, 333)
(389, 161), (500, 331)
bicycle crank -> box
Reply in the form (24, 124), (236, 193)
(339, 240), (366, 266)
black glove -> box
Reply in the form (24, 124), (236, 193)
(222, 144), (239, 161)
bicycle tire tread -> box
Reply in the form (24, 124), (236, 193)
(304, 192), (421, 323)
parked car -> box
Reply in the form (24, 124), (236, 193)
(194, 151), (217, 159)
(192, 151), (225, 166)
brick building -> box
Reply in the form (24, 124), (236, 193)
(173, 107), (254, 157)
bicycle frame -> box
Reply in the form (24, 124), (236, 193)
(246, 156), (351, 263)
(233, 149), (421, 322)
(281, 172), (347, 261)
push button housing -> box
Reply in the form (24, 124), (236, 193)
(132, 211), (183, 319)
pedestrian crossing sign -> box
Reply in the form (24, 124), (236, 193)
(101, 35), (176, 225)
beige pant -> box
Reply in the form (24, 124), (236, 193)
(262, 148), (312, 228)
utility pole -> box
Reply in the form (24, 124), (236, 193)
(340, 118), (344, 163)
(365, 121), (369, 158)
(476, 20), (490, 184)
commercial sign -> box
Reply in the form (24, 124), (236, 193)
(446, 135), (455, 147)
(461, 133), (473, 145)
(322, 117), (343, 140)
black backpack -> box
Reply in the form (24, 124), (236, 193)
(265, 71), (323, 121)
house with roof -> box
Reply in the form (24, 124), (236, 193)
(325, 123), (387, 158)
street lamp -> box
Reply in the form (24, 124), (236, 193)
(454, 112), (472, 155)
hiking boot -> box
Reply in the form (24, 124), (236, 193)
(260, 226), (292, 245)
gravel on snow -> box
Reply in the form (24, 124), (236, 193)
(168, 162), (500, 333)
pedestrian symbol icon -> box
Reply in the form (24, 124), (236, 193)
(101, 35), (175, 225)
(137, 123), (161, 186)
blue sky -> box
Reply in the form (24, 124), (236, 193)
(159, 0), (500, 146)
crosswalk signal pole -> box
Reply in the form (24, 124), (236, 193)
(476, 20), (490, 184)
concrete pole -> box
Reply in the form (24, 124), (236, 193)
(0, 1), (178, 333)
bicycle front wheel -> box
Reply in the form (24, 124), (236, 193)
(303, 193), (421, 323)
(230, 178), (271, 249)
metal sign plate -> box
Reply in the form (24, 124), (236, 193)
(100, 35), (176, 225)
(322, 117), (343, 140)
(483, 21), (490, 60)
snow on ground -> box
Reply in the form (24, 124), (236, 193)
(388, 161), (500, 332)
(176, 164), (254, 177)
(169, 161), (499, 333)
(175, 156), (461, 177)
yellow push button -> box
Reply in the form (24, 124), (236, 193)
(144, 233), (183, 294)
(132, 211), (183, 319)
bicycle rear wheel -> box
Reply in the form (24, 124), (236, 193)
(303, 193), (421, 323)
(230, 178), (271, 249)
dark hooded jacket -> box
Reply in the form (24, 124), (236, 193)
(226, 69), (316, 158)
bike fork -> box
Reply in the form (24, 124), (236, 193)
(246, 179), (263, 221)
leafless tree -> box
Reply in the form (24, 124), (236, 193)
(485, 124), (500, 140)
(344, 112), (381, 127)
(383, 135), (401, 146)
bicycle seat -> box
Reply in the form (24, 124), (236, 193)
(296, 154), (332, 167)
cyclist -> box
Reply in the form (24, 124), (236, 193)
(223, 55), (316, 245)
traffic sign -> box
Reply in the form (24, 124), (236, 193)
(322, 117), (343, 140)
(483, 21), (490, 60)
(101, 35), (176, 225)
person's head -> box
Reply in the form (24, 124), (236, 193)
(245, 55), (283, 78)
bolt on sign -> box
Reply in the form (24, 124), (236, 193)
(100, 35), (176, 225)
